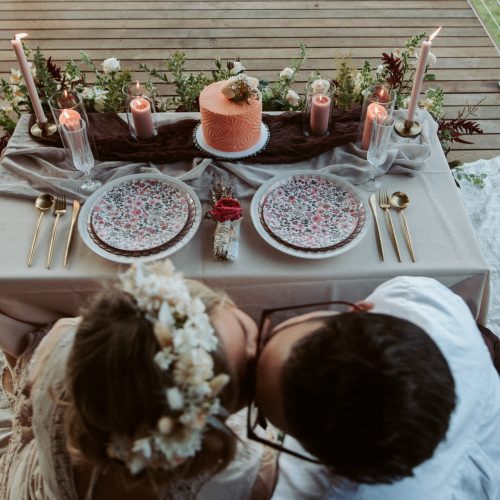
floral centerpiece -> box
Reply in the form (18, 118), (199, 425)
(0, 36), (483, 183)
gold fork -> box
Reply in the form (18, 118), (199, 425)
(46, 194), (67, 269)
(378, 188), (401, 262)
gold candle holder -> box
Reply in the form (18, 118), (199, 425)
(30, 120), (58, 138)
(394, 118), (422, 138)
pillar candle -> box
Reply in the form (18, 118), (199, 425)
(310, 95), (331, 135)
(361, 103), (388, 150)
(59, 109), (81, 131)
(130, 97), (154, 139)
(407, 26), (442, 122)
(11, 33), (48, 124)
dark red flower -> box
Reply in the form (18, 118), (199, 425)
(208, 197), (242, 222)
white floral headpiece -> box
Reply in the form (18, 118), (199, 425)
(107, 260), (230, 474)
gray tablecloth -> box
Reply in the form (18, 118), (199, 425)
(0, 112), (489, 344)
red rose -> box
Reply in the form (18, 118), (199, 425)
(208, 197), (242, 222)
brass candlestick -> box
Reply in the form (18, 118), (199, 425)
(394, 118), (422, 138)
(30, 120), (57, 138)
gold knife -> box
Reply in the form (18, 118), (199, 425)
(369, 194), (385, 261)
(63, 199), (81, 267)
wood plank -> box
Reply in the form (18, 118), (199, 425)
(447, 150), (500, 162)
(0, 10), (477, 21)
(0, 1), (471, 10)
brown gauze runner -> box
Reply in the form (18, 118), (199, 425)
(29, 106), (361, 165)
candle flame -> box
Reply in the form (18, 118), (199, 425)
(14, 33), (28, 41)
(64, 89), (68, 98)
(428, 26), (442, 42)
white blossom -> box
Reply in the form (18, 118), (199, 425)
(167, 387), (184, 410)
(93, 88), (108, 112)
(279, 67), (294, 79)
(230, 61), (245, 74)
(101, 57), (120, 73)
(311, 79), (330, 95)
(420, 97), (434, 110)
(402, 96), (411, 109)
(10, 69), (22, 85)
(286, 89), (300, 106)
(154, 349), (173, 370)
(376, 64), (385, 75)
(81, 87), (94, 100)
(407, 46), (416, 57)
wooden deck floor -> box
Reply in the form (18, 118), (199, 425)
(0, 0), (498, 162)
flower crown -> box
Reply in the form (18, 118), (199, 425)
(107, 260), (230, 474)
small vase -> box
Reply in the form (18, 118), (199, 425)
(122, 82), (157, 140)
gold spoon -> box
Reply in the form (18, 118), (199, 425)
(28, 194), (54, 267)
(390, 191), (416, 262)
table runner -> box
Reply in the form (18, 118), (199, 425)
(0, 110), (435, 203)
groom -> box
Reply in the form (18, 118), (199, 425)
(255, 276), (500, 499)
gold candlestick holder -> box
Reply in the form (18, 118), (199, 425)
(394, 118), (422, 138)
(31, 120), (58, 138)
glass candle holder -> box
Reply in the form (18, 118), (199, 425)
(358, 84), (396, 150)
(49, 90), (89, 153)
(303, 80), (335, 137)
(123, 82), (157, 140)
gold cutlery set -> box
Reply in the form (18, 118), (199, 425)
(369, 190), (415, 262)
(28, 194), (81, 268)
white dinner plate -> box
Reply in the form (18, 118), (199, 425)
(251, 171), (371, 259)
(78, 173), (202, 264)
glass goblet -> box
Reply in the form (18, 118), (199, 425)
(61, 118), (102, 195)
(364, 115), (395, 192)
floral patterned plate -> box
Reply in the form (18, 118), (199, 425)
(91, 178), (190, 251)
(78, 174), (202, 264)
(260, 174), (361, 250)
(250, 171), (371, 260)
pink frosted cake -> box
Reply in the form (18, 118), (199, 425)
(199, 80), (262, 152)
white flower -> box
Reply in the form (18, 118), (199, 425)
(420, 97), (434, 110)
(279, 67), (294, 79)
(230, 61), (245, 74)
(286, 89), (300, 107)
(154, 349), (173, 371)
(10, 69), (22, 85)
(101, 57), (120, 73)
(353, 73), (364, 95)
(311, 79), (330, 95)
(402, 96), (411, 109)
(167, 387), (184, 410)
(393, 48), (402, 58)
(376, 64), (385, 75)
(81, 87), (94, 100)
(133, 437), (153, 459)
(427, 51), (437, 67)
(93, 88), (108, 112)
(1, 103), (14, 114)
(407, 46), (416, 57)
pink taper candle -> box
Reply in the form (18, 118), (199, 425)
(310, 95), (331, 135)
(130, 97), (154, 139)
(361, 103), (388, 150)
(11, 33), (47, 124)
(406, 27), (442, 122)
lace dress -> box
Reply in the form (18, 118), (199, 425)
(0, 319), (275, 500)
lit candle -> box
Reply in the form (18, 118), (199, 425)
(310, 94), (331, 135)
(361, 103), (388, 150)
(11, 33), (47, 124)
(59, 109), (81, 131)
(407, 27), (442, 122)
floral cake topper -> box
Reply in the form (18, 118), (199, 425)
(219, 74), (261, 103)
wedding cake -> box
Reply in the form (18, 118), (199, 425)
(199, 76), (262, 152)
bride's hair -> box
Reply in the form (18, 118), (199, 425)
(65, 280), (238, 486)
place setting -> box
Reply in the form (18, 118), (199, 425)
(77, 174), (202, 264)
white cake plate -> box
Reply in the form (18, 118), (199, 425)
(193, 122), (270, 160)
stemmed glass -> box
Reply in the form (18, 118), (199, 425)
(364, 115), (395, 192)
(61, 118), (102, 195)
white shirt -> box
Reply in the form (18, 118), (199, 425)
(273, 277), (500, 500)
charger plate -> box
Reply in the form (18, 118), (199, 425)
(251, 171), (371, 259)
(193, 122), (270, 160)
(78, 174), (202, 263)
